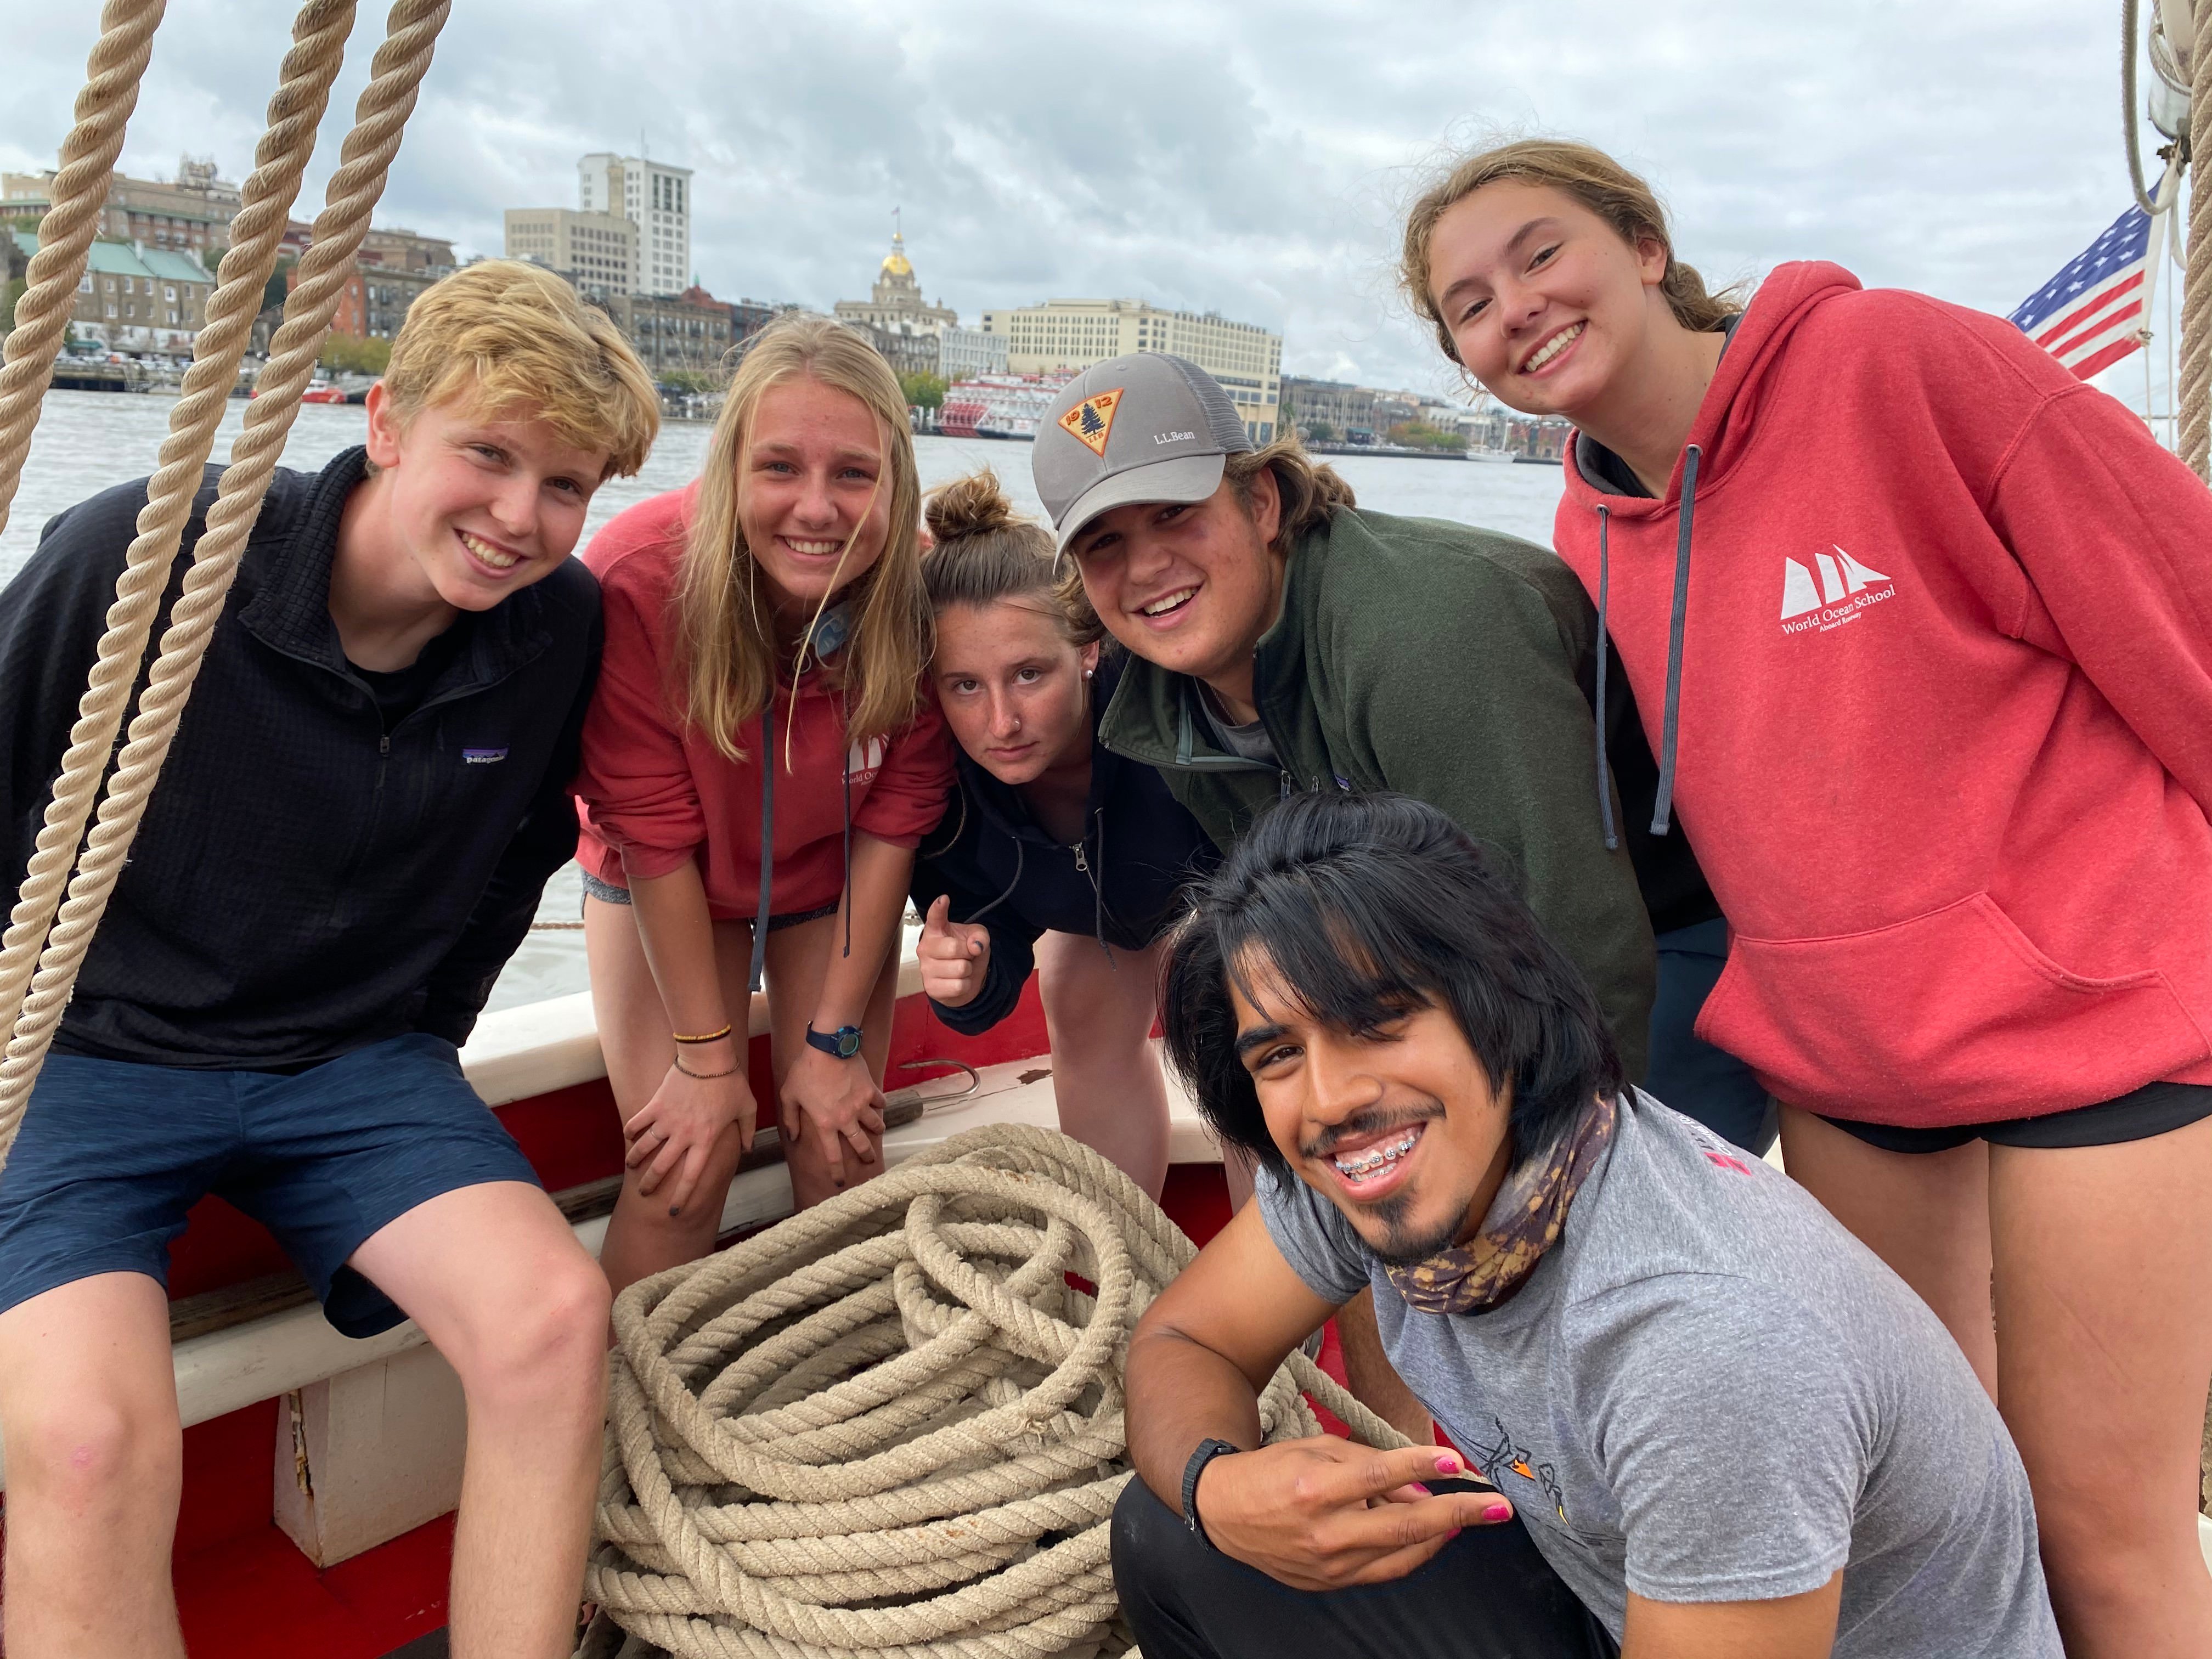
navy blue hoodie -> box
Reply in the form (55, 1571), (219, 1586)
(909, 657), (1217, 1035)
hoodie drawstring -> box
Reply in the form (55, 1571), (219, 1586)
(1593, 505), (1617, 852)
(840, 739), (853, 960)
(748, 697), (776, 994)
(961, 805), (1120, 964)
(1650, 443), (1700, 837)
(747, 689), (859, 992)
(965, 838), (1024, 926)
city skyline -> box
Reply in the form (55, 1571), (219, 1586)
(0, 0), (2173, 408)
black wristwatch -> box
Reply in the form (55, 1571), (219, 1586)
(1181, 1437), (1241, 1549)
(805, 1022), (864, 1059)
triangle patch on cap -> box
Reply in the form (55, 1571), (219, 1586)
(1058, 388), (1123, 458)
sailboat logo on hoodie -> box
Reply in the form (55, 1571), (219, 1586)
(1781, 545), (1895, 635)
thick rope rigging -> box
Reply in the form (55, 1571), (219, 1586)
(579, 1124), (1406, 1659)
(0, 0), (166, 542)
(0, 0), (454, 1164)
(2119, 0), (2212, 478)
(0, 0), (357, 1091)
(2182, 8), (2212, 475)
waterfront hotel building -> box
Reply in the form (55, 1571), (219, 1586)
(977, 298), (1282, 443)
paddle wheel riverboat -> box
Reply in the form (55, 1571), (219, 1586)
(936, 373), (1071, 441)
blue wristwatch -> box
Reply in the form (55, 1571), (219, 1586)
(805, 1023), (864, 1059)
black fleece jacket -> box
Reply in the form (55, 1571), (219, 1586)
(0, 447), (601, 1067)
(909, 658), (1217, 1035)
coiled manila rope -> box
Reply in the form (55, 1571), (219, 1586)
(0, 0), (358, 1076)
(0, 0), (453, 1163)
(2182, 9), (2212, 478)
(580, 1124), (1406, 1659)
(0, 0), (164, 541)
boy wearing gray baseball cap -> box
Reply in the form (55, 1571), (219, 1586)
(1034, 350), (1657, 1062)
(1036, 351), (1765, 1131)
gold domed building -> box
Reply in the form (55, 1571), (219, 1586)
(834, 230), (958, 335)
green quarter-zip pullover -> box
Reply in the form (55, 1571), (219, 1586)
(1099, 505), (1655, 1076)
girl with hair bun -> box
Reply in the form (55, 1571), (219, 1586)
(1403, 137), (2212, 1653)
(574, 315), (953, 1291)
(910, 470), (1216, 1198)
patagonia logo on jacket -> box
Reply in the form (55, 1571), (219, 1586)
(461, 747), (509, 765)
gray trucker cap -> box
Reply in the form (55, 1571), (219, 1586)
(1033, 352), (1256, 554)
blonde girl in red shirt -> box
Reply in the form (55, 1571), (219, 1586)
(574, 316), (952, 1291)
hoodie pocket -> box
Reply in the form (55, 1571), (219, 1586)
(1694, 893), (2211, 1121)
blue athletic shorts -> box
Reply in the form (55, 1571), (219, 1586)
(0, 1032), (541, 1338)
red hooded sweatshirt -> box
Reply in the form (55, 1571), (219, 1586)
(1555, 261), (2212, 1126)
(572, 486), (953, 920)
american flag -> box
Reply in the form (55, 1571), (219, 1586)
(2008, 202), (2154, 380)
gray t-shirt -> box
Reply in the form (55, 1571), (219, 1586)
(1197, 686), (1278, 766)
(1259, 1093), (2059, 1657)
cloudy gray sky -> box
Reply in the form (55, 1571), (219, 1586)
(2, 0), (2178, 408)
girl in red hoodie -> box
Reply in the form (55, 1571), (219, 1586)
(1402, 139), (2212, 1656)
(574, 315), (951, 1292)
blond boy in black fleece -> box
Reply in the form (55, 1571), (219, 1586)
(0, 261), (657, 1659)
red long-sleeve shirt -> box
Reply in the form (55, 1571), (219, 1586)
(572, 486), (953, 918)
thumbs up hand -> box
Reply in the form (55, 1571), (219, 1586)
(918, 894), (992, 1008)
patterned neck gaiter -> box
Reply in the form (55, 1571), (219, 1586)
(1381, 1093), (1618, 1316)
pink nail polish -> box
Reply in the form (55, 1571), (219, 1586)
(1484, 1502), (1511, 1522)
(1408, 1482), (1431, 1497)
(1446, 1527), (1462, 1540)
(1433, 1455), (1462, 1475)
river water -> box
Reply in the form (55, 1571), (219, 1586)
(2, 388), (1568, 1012)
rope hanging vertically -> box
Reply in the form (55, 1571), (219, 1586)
(0, 0), (166, 541)
(0, 0), (358, 1073)
(2181, 2), (2212, 477)
(0, 0), (455, 1164)
(581, 1124), (1407, 1659)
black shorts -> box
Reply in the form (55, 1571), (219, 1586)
(1819, 1080), (2212, 1154)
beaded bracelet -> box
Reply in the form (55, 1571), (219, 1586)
(673, 1055), (738, 1080)
(672, 1024), (733, 1045)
